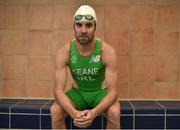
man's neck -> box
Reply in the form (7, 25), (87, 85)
(75, 38), (96, 56)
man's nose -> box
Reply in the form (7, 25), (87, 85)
(81, 26), (87, 33)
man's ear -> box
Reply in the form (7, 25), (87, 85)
(73, 23), (75, 30)
(94, 22), (96, 31)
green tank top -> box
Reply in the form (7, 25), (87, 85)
(68, 39), (105, 91)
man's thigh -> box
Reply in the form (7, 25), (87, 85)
(91, 88), (108, 108)
(66, 88), (89, 110)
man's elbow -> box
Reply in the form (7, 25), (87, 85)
(113, 90), (118, 98)
(54, 86), (64, 98)
(109, 88), (118, 98)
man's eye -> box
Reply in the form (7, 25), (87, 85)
(76, 23), (82, 27)
(86, 23), (93, 28)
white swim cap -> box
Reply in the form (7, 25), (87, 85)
(73, 5), (97, 23)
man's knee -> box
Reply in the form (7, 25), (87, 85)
(50, 102), (66, 121)
(108, 107), (120, 117)
(50, 103), (58, 115)
(106, 104), (120, 122)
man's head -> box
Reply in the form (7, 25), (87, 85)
(73, 5), (97, 45)
(73, 5), (97, 24)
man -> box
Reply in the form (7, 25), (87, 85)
(50, 5), (120, 129)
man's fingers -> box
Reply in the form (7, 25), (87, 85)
(74, 115), (91, 122)
(74, 121), (91, 128)
(74, 123), (91, 128)
(80, 110), (89, 117)
(73, 118), (92, 125)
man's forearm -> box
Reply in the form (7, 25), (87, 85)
(92, 89), (117, 117)
(55, 89), (77, 118)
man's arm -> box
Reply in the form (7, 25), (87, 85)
(54, 44), (78, 119)
(92, 42), (118, 117)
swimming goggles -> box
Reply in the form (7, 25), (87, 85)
(74, 14), (94, 21)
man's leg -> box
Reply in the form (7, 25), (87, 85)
(50, 88), (89, 129)
(103, 100), (121, 129)
(50, 101), (67, 129)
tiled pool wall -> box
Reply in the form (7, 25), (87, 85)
(0, 99), (180, 129)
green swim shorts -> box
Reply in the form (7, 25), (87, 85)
(66, 88), (108, 110)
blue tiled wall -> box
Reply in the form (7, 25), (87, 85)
(0, 99), (180, 129)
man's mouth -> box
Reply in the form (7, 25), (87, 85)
(80, 35), (88, 38)
(79, 36), (88, 39)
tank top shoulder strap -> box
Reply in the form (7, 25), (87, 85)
(93, 38), (102, 55)
(70, 39), (76, 54)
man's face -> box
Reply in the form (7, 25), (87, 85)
(74, 21), (96, 45)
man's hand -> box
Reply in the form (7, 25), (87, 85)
(73, 110), (95, 128)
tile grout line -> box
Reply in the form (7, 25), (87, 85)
(39, 99), (52, 130)
(3, 112), (175, 115)
(6, 112), (48, 115)
(3, 112), (174, 116)
(9, 99), (25, 129)
(128, 100), (135, 130)
(39, 105), (42, 130)
(127, 2), (131, 100)
(101, 116), (103, 130)
(70, 116), (72, 129)
(155, 100), (167, 130)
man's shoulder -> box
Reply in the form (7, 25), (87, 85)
(56, 42), (71, 64)
(101, 41), (116, 56)
(56, 42), (71, 56)
(101, 40), (117, 65)
(100, 41), (117, 68)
